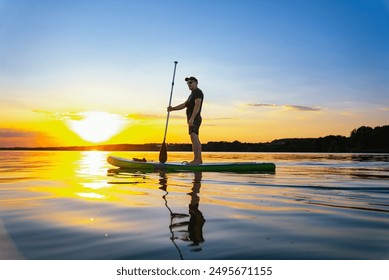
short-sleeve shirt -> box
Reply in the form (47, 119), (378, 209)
(185, 88), (204, 122)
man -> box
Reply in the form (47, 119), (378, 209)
(168, 76), (204, 164)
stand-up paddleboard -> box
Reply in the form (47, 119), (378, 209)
(107, 156), (276, 172)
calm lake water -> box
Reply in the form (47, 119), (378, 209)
(0, 151), (388, 260)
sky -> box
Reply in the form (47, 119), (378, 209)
(1, 0), (389, 147)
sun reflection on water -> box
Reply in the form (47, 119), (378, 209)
(75, 192), (106, 199)
(77, 151), (109, 177)
(73, 151), (111, 201)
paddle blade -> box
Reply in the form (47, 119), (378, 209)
(159, 142), (167, 163)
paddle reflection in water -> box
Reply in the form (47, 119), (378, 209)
(158, 172), (205, 259)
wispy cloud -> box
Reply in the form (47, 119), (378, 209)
(126, 113), (186, 120)
(209, 117), (237, 121)
(125, 113), (162, 120)
(33, 110), (188, 122)
(283, 105), (321, 111)
(247, 103), (321, 111)
(0, 129), (38, 138)
(0, 128), (59, 147)
(33, 110), (88, 120)
(247, 103), (277, 108)
(0, 128), (46, 147)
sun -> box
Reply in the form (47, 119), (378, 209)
(66, 112), (126, 143)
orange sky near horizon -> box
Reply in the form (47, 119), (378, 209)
(1, 105), (386, 148)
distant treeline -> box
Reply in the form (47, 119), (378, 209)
(200, 125), (389, 153)
(1, 125), (388, 153)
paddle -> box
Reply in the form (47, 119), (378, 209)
(159, 61), (178, 163)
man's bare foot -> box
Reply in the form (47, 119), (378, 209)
(188, 160), (203, 165)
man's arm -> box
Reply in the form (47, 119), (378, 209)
(168, 102), (186, 112)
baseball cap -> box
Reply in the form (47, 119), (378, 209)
(185, 76), (198, 83)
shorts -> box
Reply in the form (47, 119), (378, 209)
(189, 125), (200, 135)
(188, 116), (202, 135)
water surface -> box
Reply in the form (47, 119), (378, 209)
(0, 151), (388, 259)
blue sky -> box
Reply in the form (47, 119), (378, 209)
(0, 0), (389, 146)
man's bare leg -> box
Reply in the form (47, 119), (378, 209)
(189, 132), (203, 164)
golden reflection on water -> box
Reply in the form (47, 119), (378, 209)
(32, 151), (151, 204)
(14, 152), (162, 233)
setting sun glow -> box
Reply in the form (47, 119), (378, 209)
(66, 112), (126, 143)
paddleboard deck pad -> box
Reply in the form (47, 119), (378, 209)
(107, 156), (276, 172)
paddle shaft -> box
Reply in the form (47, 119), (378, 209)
(162, 61), (178, 143)
(159, 61), (178, 163)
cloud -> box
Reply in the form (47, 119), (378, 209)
(0, 128), (47, 148)
(283, 105), (321, 111)
(125, 113), (161, 120)
(247, 103), (277, 107)
(34, 110), (136, 121)
(210, 117), (236, 120)
(247, 103), (320, 111)
(33, 110), (86, 120)
(125, 113), (187, 120)
(33, 110), (187, 121)
(0, 129), (37, 138)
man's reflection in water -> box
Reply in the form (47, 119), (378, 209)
(159, 172), (205, 258)
(188, 172), (205, 247)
